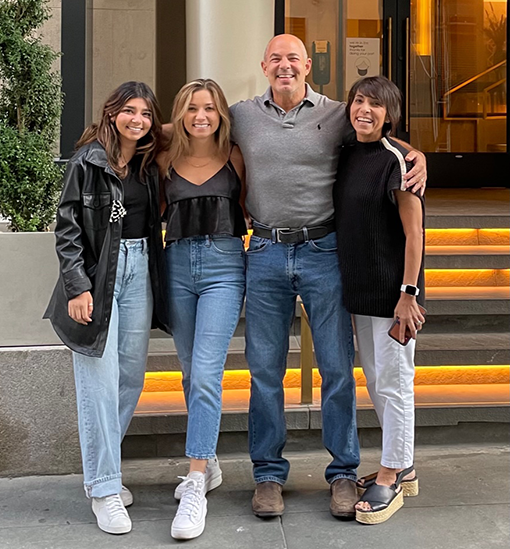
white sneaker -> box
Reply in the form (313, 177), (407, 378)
(174, 457), (223, 500)
(171, 471), (207, 540)
(91, 494), (132, 535)
(120, 485), (133, 507)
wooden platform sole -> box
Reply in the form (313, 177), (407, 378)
(355, 490), (404, 525)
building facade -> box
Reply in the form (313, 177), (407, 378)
(46, 0), (508, 183)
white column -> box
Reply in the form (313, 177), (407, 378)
(186, 0), (274, 105)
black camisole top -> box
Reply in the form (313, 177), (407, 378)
(163, 161), (247, 242)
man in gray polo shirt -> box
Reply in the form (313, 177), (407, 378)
(230, 33), (426, 520)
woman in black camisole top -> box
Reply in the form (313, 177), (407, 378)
(159, 79), (246, 540)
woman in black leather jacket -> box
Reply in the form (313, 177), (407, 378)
(44, 81), (168, 535)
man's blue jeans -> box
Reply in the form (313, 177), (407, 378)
(165, 236), (245, 459)
(245, 230), (359, 485)
(73, 239), (153, 498)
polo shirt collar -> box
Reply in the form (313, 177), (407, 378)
(263, 83), (318, 108)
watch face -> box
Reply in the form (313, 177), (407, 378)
(405, 286), (417, 295)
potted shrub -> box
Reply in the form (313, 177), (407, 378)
(0, 0), (64, 346)
(0, 0), (63, 232)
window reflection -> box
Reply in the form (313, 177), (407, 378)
(284, 0), (507, 153)
(410, 0), (507, 152)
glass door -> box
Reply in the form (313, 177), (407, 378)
(278, 0), (509, 187)
(409, 0), (507, 153)
(283, 0), (384, 101)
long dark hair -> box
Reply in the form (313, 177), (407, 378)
(77, 81), (167, 179)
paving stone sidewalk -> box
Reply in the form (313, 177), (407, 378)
(0, 443), (508, 549)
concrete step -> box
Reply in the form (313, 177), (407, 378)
(425, 286), (510, 314)
(129, 384), (510, 436)
(425, 246), (510, 269)
(147, 332), (510, 371)
(412, 333), (510, 365)
(151, 286), (509, 344)
(425, 269), (509, 287)
(147, 336), (301, 371)
(427, 215), (510, 229)
(420, 314), (509, 333)
(425, 188), (510, 229)
(425, 229), (509, 246)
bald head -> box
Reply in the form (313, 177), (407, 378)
(261, 34), (312, 110)
(263, 34), (308, 62)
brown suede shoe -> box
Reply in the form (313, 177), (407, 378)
(330, 478), (358, 520)
(252, 482), (284, 517)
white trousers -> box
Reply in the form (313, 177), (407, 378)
(353, 314), (416, 469)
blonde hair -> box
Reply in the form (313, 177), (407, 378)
(167, 79), (231, 165)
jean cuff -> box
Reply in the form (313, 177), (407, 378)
(255, 476), (285, 486)
(84, 473), (122, 499)
(186, 453), (217, 460)
(328, 473), (357, 485)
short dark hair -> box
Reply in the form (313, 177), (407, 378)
(346, 76), (402, 137)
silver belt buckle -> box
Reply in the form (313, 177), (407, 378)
(274, 227), (291, 243)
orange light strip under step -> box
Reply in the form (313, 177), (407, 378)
(143, 365), (510, 393)
(425, 269), (510, 287)
(425, 229), (510, 247)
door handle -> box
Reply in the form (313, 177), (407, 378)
(386, 17), (393, 80)
(405, 16), (410, 132)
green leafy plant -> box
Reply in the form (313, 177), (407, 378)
(484, 4), (507, 65)
(0, 0), (64, 231)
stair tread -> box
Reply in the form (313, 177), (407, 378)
(134, 383), (510, 415)
(426, 286), (510, 299)
(426, 245), (509, 255)
(425, 189), (510, 217)
(148, 333), (509, 356)
(415, 332), (510, 351)
(148, 335), (299, 355)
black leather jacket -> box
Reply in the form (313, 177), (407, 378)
(44, 141), (170, 357)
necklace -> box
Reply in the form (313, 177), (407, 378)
(184, 156), (212, 168)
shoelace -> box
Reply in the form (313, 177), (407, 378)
(105, 494), (128, 518)
(175, 476), (204, 518)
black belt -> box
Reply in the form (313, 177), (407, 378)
(252, 220), (335, 244)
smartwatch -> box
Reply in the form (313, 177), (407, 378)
(400, 284), (420, 296)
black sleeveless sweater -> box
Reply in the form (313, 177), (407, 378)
(163, 161), (246, 241)
(334, 137), (425, 318)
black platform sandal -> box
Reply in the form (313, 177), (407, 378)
(356, 467), (419, 497)
(355, 466), (415, 525)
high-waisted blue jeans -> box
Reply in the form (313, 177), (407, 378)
(245, 230), (359, 485)
(165, 235), (245, 459)
(73, 238), (153, 498)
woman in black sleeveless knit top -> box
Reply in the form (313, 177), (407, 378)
(159, 79), (246, 540)
(334, 76), (425, 525)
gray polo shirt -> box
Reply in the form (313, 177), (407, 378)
(230, 84), (354, 228)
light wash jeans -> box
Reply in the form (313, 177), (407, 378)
(165, 235), (245, 459)
(353, 314), (416, 469)
(73, 238), (153, 498)
(245, 229), (359, 485)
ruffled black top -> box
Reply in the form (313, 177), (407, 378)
(163, 161), (247, 242)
